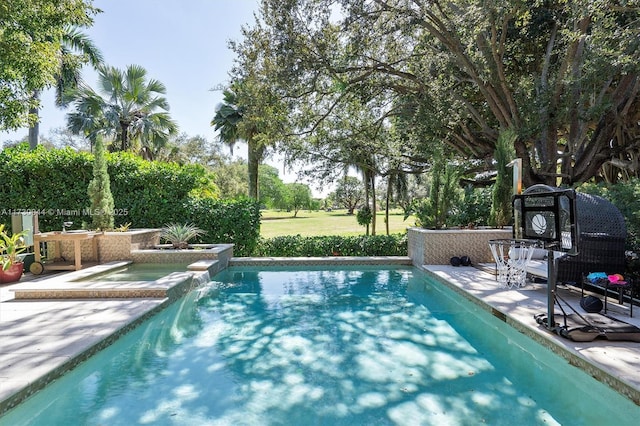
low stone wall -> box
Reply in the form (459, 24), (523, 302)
(59, 229), (161, 262)
(408, 227), (512, 266)
(131, 244), (234, 268)
(56, 230), (233, 269)
(99, 229), (161, 261)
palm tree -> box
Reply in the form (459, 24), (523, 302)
(66, 64), (178, 157)
(29, 26), (103, 149)
(211, 87), (243, 155)
(211, 84), (264, 199)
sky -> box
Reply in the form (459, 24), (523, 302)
(1, 0), (318, 192)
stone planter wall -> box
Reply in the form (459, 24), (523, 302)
(408, 227), (512, 266)
(57, 229), (233, 270)
(59, 229), (161, 262)
(131, 244), (234, 266)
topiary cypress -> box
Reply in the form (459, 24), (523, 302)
(87, 135), (115, 230)
(490, 129), (516, 227)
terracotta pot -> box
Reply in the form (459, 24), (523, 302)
(0, 262), (24, 284)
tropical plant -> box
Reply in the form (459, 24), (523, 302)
(409, 161), (461, 229)
(356, 206), (373, 233)
(29, 26), (104, 149)
(66, 64), (178, 158)
(0, 225), (28, 270)
(161, 223), (206, 249)
(114, 222), (132, 232)
(211, 83), (265, 199)
(211, 87), (243, 155)
(214, 22), (289, 200)
(451, 185), (492, 228)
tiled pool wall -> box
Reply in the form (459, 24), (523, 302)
(10, 258), (223, 300)
(421, 266), (640, 406)
(229, 256), (413, 267)
(0, 302), (171, 416)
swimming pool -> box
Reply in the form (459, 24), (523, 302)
(1, 266), (638, 425)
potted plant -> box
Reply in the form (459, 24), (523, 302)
(0, 224), (28, 283)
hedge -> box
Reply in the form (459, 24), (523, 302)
(0, 145), (260, 256)
(252, 233), (408, 257)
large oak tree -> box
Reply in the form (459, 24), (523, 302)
(254, 0), (640, 187)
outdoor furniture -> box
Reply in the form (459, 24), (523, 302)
(582, 275), (638, 317)
(489, 239), (541, 288)
(32, 231), (100, 273)
(521, 186), (627, 285)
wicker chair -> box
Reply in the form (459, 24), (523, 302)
(523, 185), (627, 285)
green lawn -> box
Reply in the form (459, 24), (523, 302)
(260, 209), (416, 237)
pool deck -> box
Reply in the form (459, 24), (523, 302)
(0, 259), (639, 416)
(424, 265), (640, 406)
(0, 261), (207, 415)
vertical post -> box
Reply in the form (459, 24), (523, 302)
(508, 159), (523, 239)
(509, 158), (522, 195)
(546, 251), (558, 330)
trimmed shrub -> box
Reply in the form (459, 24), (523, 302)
(184, 197), (261, 256)
(0, 145), (260, 255)
(252, 233), (407, 257)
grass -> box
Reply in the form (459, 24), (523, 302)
(260, 209), (416, 238)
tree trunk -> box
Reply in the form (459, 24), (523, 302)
(247, 139), (265, 200)
(28, 114), (39, 150)
(363, 170), (370, 236)
(121, 123), (129, 151)
(385, 176), (391, 236)
(370, 171), (376, 236)
(28, 91), (40, 150)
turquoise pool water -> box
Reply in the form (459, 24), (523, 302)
(73, 263), (189, 282)
(2, 266), (639, 425)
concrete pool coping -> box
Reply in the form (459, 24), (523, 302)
(423, 265), (640, 406)
(0, 257), (639, 416)
(0, 260), (216, 415)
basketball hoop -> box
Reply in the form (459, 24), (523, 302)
(489, 239), (541, 288)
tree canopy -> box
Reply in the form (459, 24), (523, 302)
(248, 0), (640, 187)
(66, 64), (178, 158)
(211, 19), (290, 200)
(29, 26), (104, 149)
(335, 176), (364, 214)
(0, 0), (98, 130)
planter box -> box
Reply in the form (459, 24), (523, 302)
(408, 227), (512, 266)
(131, 244), (234, 267)
(58, 229), (161, 262)
(98, 229), (163, 261)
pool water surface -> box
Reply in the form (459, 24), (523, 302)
(2, 266), (638, 425)
(72, 263), (189, 282)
